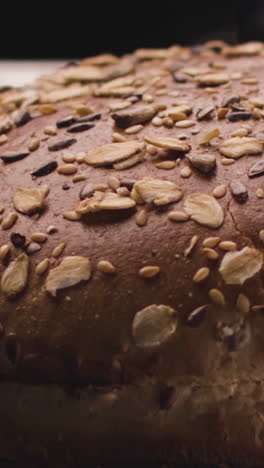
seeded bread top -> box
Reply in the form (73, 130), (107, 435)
(1, 41), (264, 385)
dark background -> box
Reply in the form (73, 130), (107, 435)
(0, 2), (264, 59)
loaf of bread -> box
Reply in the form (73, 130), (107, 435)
(2, 41), (264, 467)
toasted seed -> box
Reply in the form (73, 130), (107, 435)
(63, 210), (81, 221)
(139, 265), (160, 278)
(202, 247), (219, 260)
(213, 184), (227, 198)
(135, 208), (148, 226)
(155, 160), (176, 169)
(202, 236), (220, 248)
(228, 111), (252, 122)
(35, 258), (50, 275)
(51, 242), (65, 258)
(230, 180), (248, 202)
(48, 138), (76, 151)
(186, 305), (208, 327)
(0, 244), (10, 261)
(168, 211), (190, 222)
(67, 123), (94, 133)
(184, 235), (199, 257)
(97, 260), (116, 274)
(44, 126), (57, 135)
(72, 174), (86, 183)
(2, 212), (18, 230)
(10, 233), (26, 248)
(180, 166), (192, 178)
(193, 267), (210, 283)
(196, 105), (215, 121)
(236, 293), (250, 314)
(219, 240), (237, 251)
(31, 161), (58, 177)
(199, 128), (220, 145)
(209, 288), (225, 306)
(57, 164), (77, 175)
(248, 160), (264, 178)
(31, 232), (48, 243)
(187, 153), (216, 174)
(28, 138), (40, 152)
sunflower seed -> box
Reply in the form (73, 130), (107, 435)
(248, 159), (264, 178)
(196, 105), (215, 121)
(221, 95), (240, 108)
(31, 161), (58, 177)
(67, 123), (95, 133)
(48, 138), (76, 151)
(197, 73), (229, 87)
(187, 153), (216, 174)
(15, 109), (32, 127)
(186, 305), (208, 327)
(1, 152), (30, 163)
(10, 233), (26, 249)
(227, 112), (252, 122)
(56, 115), (77, 128)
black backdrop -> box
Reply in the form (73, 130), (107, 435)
(0, 2), (263, 59)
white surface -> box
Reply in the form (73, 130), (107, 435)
(0, 61), (65, 87)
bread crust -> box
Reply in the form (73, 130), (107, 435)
(1, 41), (264, 465)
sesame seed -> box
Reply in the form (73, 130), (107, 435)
(219, 240), (237, 251)
(155, 160), (176, 169)
(168, 211), (190, 222)
(35, 258), (50, 275)
(62, 153), (76, 163)
(124, 125), (144, 135)
(116, 187), (130, 197)
(139, 265), (160, 278)
(108, 176), (121, 191)
(1, 212), (18, 230)
(76, 152), (86, 164)
(202, 247), (219, 260)
(193, 267), (210, 283)
(236, 293), (250, 314)
(63, 211), (81, 221)
(213, 184), (227, 198)
(221, 158), (235, 166)
(47, 225), (58, 234)
(184, 235), (199, 257)
(0, 244), (10, 261)
(112, 132), (127, 143)
(57, 164), (78, 175)
(72, 174), (87, 183)
(44, 126), (57, 136)
(136, 208), (148, 226)
(31, 232), (48, 243)
(97, 260), (116, 274)
(175, 120), (195, 128)
(256, 188), (264, 198)
(51, 242), (65, 258)
(209, 288), (225, 306)
(28, 138), (40, 152)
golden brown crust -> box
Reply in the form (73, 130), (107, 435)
(1, 41), (264, 465)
